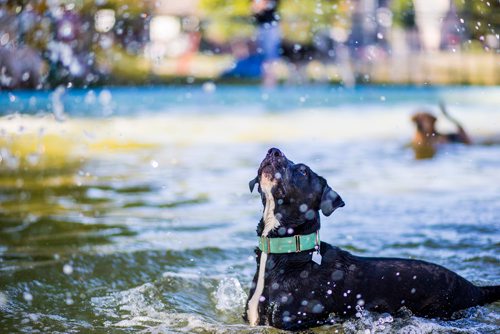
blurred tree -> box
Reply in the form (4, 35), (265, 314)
(0, 0), (154, 87)
(391, 0), (416, 29)
(280, 0), (348, 44)
(199, 0), (251, 17)
(198, 0), (348, 44)
(455, 0), (499, 50)
(81, 0), (152, 16)
(198, 0), (254, 43)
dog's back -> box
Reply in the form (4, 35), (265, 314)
(248, 240), (500, 329)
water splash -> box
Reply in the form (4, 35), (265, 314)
(214, 277), (247, 313)
(51, 86), (66, 122)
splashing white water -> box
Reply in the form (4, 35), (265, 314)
(214, 277), (247, 312)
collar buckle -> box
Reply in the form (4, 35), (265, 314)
(295, 235), (301, 252)
(261, 236), (271, 254)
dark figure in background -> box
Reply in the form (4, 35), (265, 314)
(411, 103), (471, 159)
(252, 0), (281, 87)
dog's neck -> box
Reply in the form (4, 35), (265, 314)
(260, 179), (280, 237)
(257, 174), (321, 238)
(259, 176), (280, 238)
(257, 215), (320, 238)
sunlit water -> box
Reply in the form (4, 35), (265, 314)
(1, 85), (499, 333)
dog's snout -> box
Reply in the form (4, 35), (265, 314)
(267, 148), (283, 158)
(259, 148), (287, 178)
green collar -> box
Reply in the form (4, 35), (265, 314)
(259, 231), (320, 254)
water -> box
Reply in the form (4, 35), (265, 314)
(1, 85), (499, 333)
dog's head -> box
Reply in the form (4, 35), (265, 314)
(249, 148), (344, 234)
(412, 112), (437, 135)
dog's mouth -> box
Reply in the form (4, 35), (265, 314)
(259, 161), (276, 176)
(258, 148), (288, 181)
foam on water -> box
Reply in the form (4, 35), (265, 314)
(90, 273), (251, 333)
(214, 277), (247, 313)
(89, 278), (499, 334)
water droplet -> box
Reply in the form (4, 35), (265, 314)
(23, 292), (33, 302)
(84, 90), (96, 104)
(299, 204), (308, 213)
(305, 210), (315, 220)
(98, 89), (112, 105)
(202, 81), (216, 93)
(63, 264), (73, 275)
(150, 160), (159, 168)
(0, 292), (7, 308)
(312, 303), (324, 313)
(0, 33), (9, 46)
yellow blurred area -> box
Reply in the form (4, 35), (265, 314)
(2, 102), (499, 181)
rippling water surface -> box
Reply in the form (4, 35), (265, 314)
(1, 86), (499, 333)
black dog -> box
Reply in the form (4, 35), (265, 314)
(244, 148), (499, 330)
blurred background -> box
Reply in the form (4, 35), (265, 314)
(1, 1), (499, 333)
(0, 0), (498, 88)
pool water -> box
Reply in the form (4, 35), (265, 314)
(0, 85), (499, 333)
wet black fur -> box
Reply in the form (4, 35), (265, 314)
(245, 148), (500, 331)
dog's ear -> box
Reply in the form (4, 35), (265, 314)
(320, 184), (345, 216)
(249, 176), (259, 193)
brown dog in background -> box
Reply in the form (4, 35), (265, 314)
(411, 103), (471, 159)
